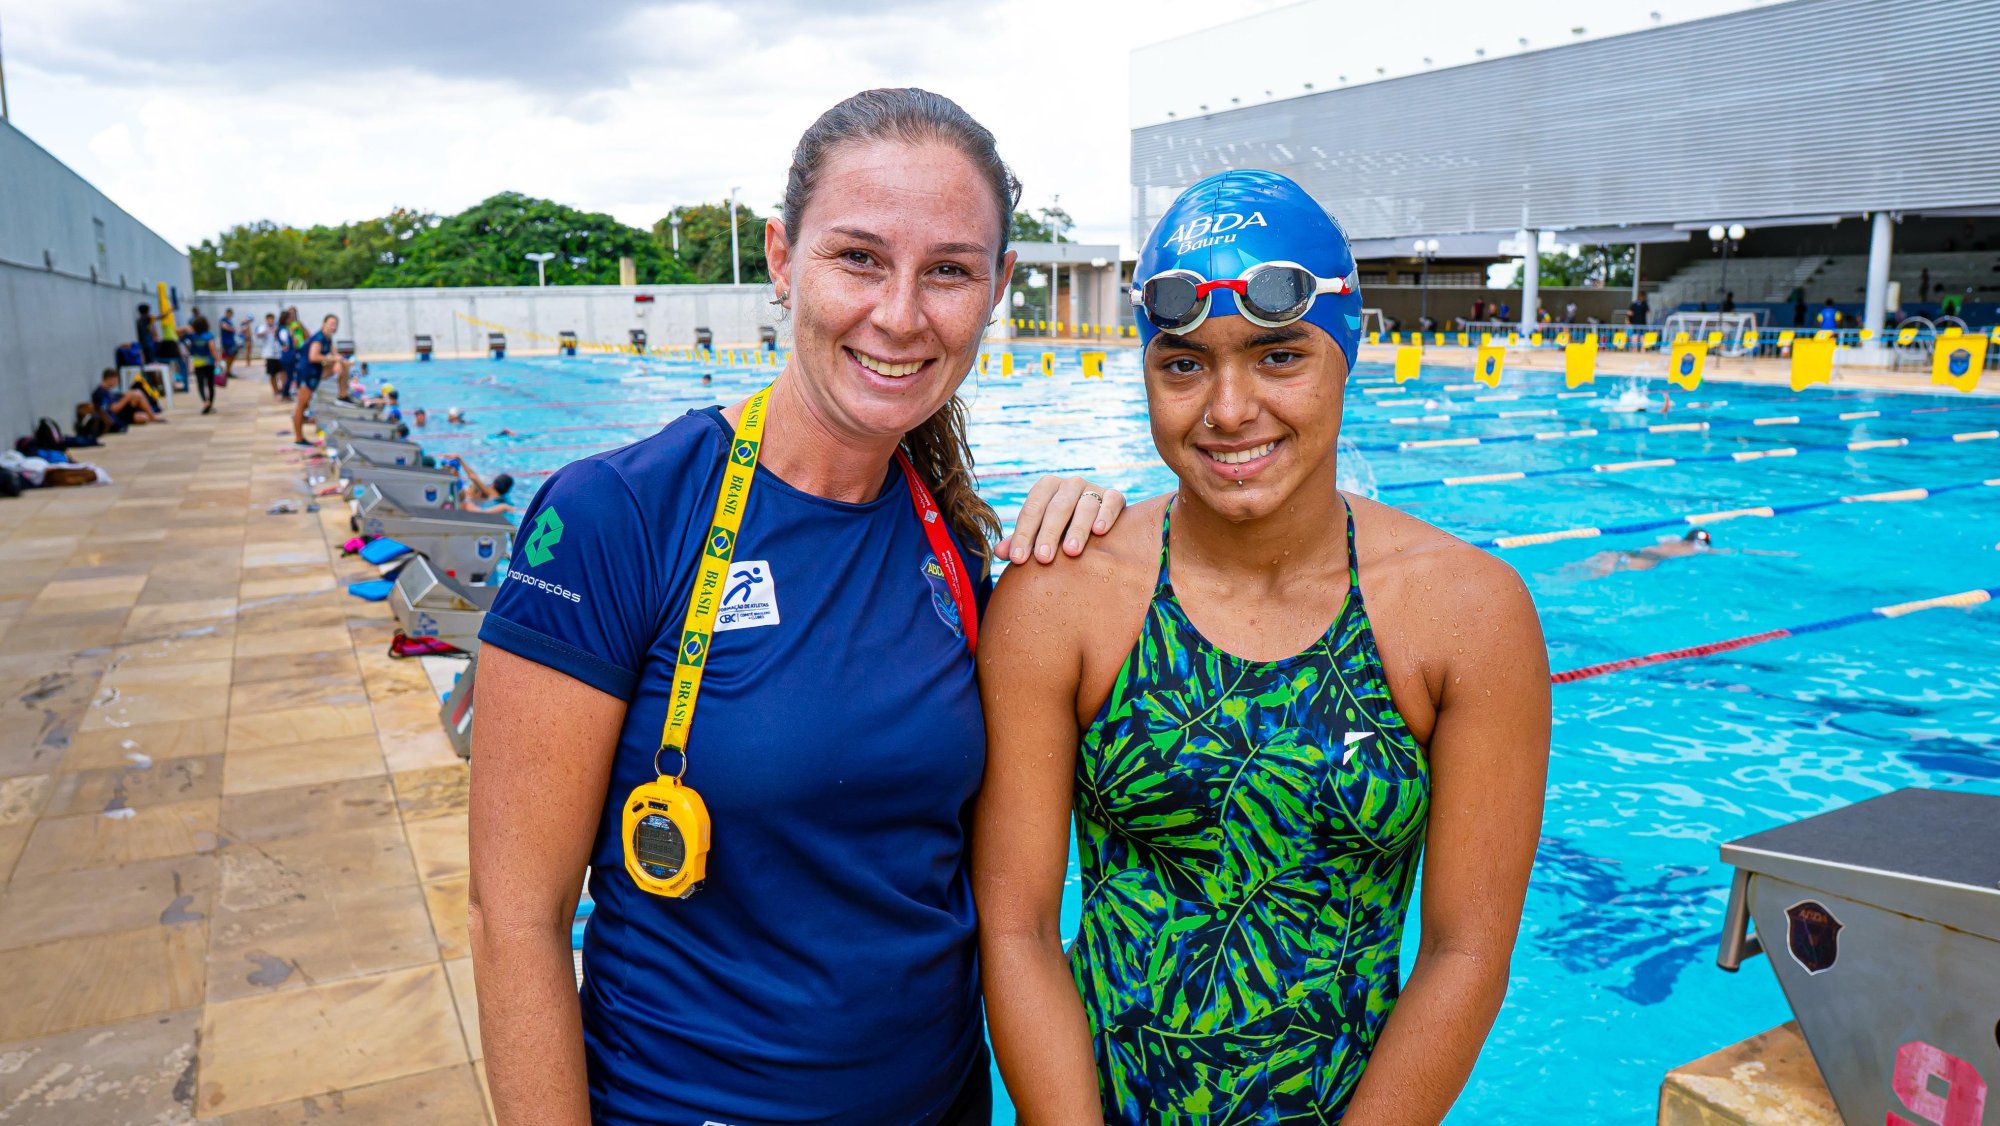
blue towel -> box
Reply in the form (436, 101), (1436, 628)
(347, 579), (395, 601)
(359, 538), (412, 564)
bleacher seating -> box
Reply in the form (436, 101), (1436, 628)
(1655, 250), (2000, 311)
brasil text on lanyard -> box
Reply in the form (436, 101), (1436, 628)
(621, 385), (980, 898)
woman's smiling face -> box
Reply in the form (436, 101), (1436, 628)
(768, 138), (1015, 446)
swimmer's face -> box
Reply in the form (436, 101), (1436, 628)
(1144, 315), (1349, 521)
(766, 139), (1015, 446)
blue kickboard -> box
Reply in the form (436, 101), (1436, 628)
(359, 538), (413, 564)
(347, 579), (395, 601)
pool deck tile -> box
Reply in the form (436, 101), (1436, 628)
(0, 392), (490, 1120)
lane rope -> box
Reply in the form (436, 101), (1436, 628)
(1551, 586), (1999, 683)
(1474, 477), (2000, 549)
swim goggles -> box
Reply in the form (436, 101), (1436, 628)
(1131, 261), (1358, 335)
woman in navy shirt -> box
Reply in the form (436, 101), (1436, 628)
(470, 88), (1126, 1125)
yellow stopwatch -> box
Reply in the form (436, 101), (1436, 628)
(620, 386), (768, 899)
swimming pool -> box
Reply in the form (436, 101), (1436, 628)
(371, 346), (2000, 1123)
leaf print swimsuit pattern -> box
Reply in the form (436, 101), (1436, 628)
(1071, 498), (1430, 1125)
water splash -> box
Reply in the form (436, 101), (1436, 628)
(1337, 437), (1378, 498)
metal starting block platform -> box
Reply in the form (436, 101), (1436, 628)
(390, 554), (497, 653)
(352, 479), (456, 516)
(334, 447), (460, 499)
(358, 504), (513, 583)
(332, 435), (423, 468)
(321, 416), (406, 444)
(1716, 787), (2000, 1124)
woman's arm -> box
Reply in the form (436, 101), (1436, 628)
(1341, 555), (1550, 1126)
(469, 644), (628, 1126)
(997, 475), (1127, 564)
(972, 564), (1103, 1125)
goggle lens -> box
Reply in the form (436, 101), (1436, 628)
(1142, 275), (1206, 331)
(1242, 266), (1315, 323)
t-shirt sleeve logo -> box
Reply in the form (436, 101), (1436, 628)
(523, 506), (565, 567)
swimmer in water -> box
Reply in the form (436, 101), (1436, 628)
(1581, 528), (1712, 576)
(447, 406), (467, 425)
(701, 373), (713, 385)
(412, 407), (428, 428)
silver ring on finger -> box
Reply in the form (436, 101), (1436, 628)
(1081, 490), (1102, 502)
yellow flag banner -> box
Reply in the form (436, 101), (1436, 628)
(1932, 334), (1989, 393)
(1394, 345), (1423, 383)
(1474, 345), (1506, 388)
(1667, 342), (1707, 391)
(1564, 341), (1598, 389)
(1790, 337), (1836, 391)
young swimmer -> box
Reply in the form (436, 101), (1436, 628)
(975, 170), (1551, 1124)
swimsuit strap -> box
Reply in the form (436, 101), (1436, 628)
(1152, 495), (1177, 596)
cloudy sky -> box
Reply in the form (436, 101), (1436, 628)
(3, 0), (1758, 254)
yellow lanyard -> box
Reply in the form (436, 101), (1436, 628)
(657, 385), (769, 778)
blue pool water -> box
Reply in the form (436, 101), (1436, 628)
(370, 347), (2000, 1122)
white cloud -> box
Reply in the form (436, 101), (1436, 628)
(3, 0), (1509, 254)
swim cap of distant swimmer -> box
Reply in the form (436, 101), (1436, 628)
(1134, 169), (1362, 366)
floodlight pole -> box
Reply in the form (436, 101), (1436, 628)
(1415, 239), (1439, 326)
(218, 260), (240, 292)
(525, 251), (555, 287)
(729, 187), (742, 287)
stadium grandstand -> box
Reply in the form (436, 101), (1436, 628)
(1129, 0), (2000, 342)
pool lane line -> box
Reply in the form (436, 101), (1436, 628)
(1550, 587), (2000, 684)
(1378, 428), (2000, 492)
(1367, 401), (1730, 427)
(1356, 399), (2000, 454)
(1474, 477), (2000, 549)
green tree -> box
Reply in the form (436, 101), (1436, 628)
(189, 209), (438, 290)
(1532, 244), (1636, 288)
(371, 192), (689, 288)
(651, 201), (770, 285)
(1008, 206), (1072, 244)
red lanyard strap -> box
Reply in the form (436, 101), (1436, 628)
(893, 450), (979, 654)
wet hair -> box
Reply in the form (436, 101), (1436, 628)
(492, 473), (514, 497)
(780, 87), (1021, 565)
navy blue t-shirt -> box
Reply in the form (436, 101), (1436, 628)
(304, 330), (331, 378)
(480, 408), (992, 1125)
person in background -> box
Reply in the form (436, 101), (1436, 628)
(1816, 298), (1840, 331)
(155, 314), (187, 389)
(411, 407), (428, 428)
(92, 369), (164, 429)
(1720, 291), (1736, 314)
(219, 308), (240, 382)
(1497, 301), (1511, 322)
(259, 313), (285, 397)
(135, 303), (158, 364)
(291, 314), (341, 446)
(449, 455), (517, 514)
(1791, 289), (1808, 328)
(286, 307), (308, 398)
(186, 316), (220, 414)
(1628, 291), (1650, 326)
(1563, 300), (1578, 323)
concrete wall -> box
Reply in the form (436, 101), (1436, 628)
(193, 284), (791, 360)
(0, 120), (191, 441)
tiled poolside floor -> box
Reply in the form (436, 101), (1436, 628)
(0, 387), (490, 1123)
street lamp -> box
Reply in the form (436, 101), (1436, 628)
(668, 209), (681, 258)
(217, 260), (240, 292)
(1414, 238), (1440, 327)
(1707, 223), (1746, 309)
(524, 251), (555, 287)
(728, 187), (742, 286)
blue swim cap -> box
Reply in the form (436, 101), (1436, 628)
(1135, 169), (1362, 367)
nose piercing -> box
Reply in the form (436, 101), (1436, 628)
(1202, 410), (1215, 429)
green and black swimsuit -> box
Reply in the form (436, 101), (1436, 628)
(1071, 497), (1431, 1124)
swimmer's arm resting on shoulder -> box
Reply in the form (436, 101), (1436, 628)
(1340, 551), (1551, 1126)
(972, 554), (1109, 1125)
(468, 644), (621, 1126)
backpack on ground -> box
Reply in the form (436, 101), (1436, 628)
(32, 417), (65, 450)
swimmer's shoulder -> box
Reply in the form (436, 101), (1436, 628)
(1347, 491), (1539, 631)
(983, 495), (1167, 660)
(1352, 492), (1536, 676)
